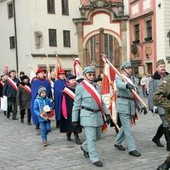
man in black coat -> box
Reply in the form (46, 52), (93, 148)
(3, 70), (20, 119)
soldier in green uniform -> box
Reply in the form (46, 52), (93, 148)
(153, 74), (170, 170)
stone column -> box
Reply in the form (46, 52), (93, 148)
(75, 22), (86, 68)
(120, 20), (128, 64)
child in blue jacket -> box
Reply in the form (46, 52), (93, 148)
(34, 86), (53, 147)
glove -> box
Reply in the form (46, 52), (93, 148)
(105, 114), (111, 125)
(126, 83), (135, 91)
(153, 106), (158, 113)
(140, 107), (148, 115)
(72, 121), (78, 127)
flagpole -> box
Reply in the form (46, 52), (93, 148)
(101, 54), (147, 108)
(28, 65), (36, 73)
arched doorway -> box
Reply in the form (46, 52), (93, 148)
(85, 33), (121, 75)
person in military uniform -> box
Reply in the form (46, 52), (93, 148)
(72, 66), (111, 167)
(148, 59), (169, 149)
(114, 61), (143, 157)
(153, 74), (170, 170)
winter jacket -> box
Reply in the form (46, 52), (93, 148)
(148, 71), (169, 115)
(3, 77), (20, 98)
(33, 95), (53, 123)
(17, 82), (31, 110)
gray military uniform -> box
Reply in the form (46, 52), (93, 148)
(114, 74), (140, 152)
(72, 82), (110, 163)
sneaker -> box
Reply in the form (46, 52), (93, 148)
(42, 141), (48, 147)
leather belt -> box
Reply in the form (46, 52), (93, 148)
(81, 106), (100, 113)
(117, 95), (134, 100)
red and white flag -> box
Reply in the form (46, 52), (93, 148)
(73, 58), (83, 76)
(101, 57), (117, 126)
(4, 65), (9, 75)
(55, 56), (63, 79)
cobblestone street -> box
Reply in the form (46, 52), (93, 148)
(0, 107), (167, 170)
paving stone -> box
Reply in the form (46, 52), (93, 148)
(0, 101), (168, 170)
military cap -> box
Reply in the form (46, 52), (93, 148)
(66, 74), (76, 80)
(83, 66), (95, 75)
(120, 61), (132, 70)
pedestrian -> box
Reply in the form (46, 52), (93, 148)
(61, 74), (82, 145)
(148, 59), (170, 150)
(33, 86), (53, 147)
(0, 75), (7, 116)
(153, 74), (170, 170)
(145, 73), (151, 96)
(54, 70), (67, 128)
(17, 75), (31, 125)
(114, 61), (144, 157)
(31, 68), (52, 130)
(140, 73), (147, 97)
(19, 71), (25, 80)
(3, 70), (20, 120)
(72, 66), (111, 167)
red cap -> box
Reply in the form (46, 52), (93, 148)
(36, 68), (44, 75)
(58, 70), (65, 75)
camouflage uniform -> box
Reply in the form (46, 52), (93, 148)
(153, 74), (170, 170)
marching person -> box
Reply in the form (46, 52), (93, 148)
(148, 59), (170, 150)
(3, 70), (20, 120)
(34, 86), (53, 147)
(31, 68), (52, 130)
(61, 74), (82, 145)
(114, 61), (145, 157)
(54, 70), (67, 128)
(153, 74), (170, 170)
(72, 66), (111, 167)
(17, 75), (31, 125)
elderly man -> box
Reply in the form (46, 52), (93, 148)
(72, 66), (111, 167)
(153, 74), (170, 170)
(148, 59), (169, 150)
(114, 61), (143, 157)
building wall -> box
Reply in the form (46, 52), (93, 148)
(156, 0), (170, 72)
(129, 0), (156, 76)
(0, 0), (81, 75)
(0, 0), (16, 74)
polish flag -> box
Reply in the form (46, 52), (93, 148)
(73, 58), (83, 76)
(101, 57), (117, 126)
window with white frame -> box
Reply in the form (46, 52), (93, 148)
(47, 0), (55, 14)
(8, 2), (13, 18)
(49, 29), (57, 46)
(9, 36), (15, 49)
(61, 0), (69, 15)
(63, 30), (70, 47)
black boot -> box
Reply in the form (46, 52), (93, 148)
(66, 133), (72, 141)
(152, 124), (164, 147)
(74, 133), (82, 145)
(56, 120), (60, 128)
(157, 160), (170, 170)
(163, 127), (170, 151)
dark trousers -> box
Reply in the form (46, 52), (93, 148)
(7, 98), (17, 119)
(20, 109), (31, 123)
